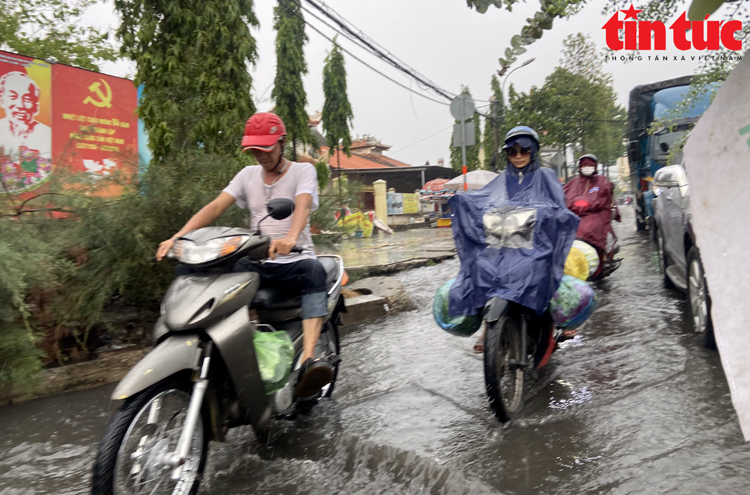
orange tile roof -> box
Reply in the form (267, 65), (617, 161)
(321, 146), (410, 170)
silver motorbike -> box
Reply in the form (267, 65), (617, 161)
(91, 199), (345, 495)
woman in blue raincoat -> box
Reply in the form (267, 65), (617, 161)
(446, 126), (579, 353)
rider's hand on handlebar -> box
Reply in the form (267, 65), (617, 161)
(156, 237), (177, 261)
(269, 237), (297, 260)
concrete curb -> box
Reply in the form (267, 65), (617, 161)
(346, 252), (455, 279)
(2, 280), (401, 404)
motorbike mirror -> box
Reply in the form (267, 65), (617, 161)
(266, 198), (295, 220)
(255, 198), (295, 235)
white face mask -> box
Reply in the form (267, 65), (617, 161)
(580, 166), (596, 176)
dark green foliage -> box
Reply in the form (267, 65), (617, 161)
(450, 87), (482, 172)
(115, 0), (259, 161)
(0, 0), (117, 70)
(483, 75), (504, 171)
(273, 0), (313, 159)
(501, 34), (625, 169)
(314, 159), (331, 192)
(322, 40), (354, 158)
(0, 216), (51, 390)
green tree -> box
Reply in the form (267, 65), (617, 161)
(322, 39), (354, 200)
(560, 33), (611, 84)
(0, 0), (117, 70)
(115, 0), (258, 161)
(273, 0), (313, 160)
(504, 67), (625, 175)
(482, 75), (504, 171)
(450, 87), (482, 172)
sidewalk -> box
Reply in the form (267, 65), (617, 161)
(319, 228), (456, 279)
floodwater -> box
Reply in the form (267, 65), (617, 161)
(2, 207), (750, 494)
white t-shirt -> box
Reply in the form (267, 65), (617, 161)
(223, 162), (319, 264)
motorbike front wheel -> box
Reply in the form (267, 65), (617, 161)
(91, 381), (208, 495)
(484, 314), (525, 423)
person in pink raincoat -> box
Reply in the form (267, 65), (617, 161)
(563, 154), (621, 267)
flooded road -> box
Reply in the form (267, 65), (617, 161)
(2, 206), (750, 494)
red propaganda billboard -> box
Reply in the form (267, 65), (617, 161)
(51, 63), (138, 186)
(0, 50), (139, 199)
(0, 51), (52, 195)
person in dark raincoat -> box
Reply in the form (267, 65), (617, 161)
(563, 154), (621, 262)
(446, 126), (579, 353)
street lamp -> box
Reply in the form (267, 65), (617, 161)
(501, 57), (536, 119)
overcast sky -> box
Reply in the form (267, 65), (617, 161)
(83, 0), (737, 166)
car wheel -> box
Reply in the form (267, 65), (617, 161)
(687, 246), (716, 349)
(657, 230), (676, 290)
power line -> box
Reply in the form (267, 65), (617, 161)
(300, 0), (456, 102)
(277, 0), (450, 106)
(388, 124), (454, 156)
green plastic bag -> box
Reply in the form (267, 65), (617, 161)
(432, 278), (483, 337)
(253, 330), (295, 395)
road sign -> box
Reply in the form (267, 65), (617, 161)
(452, 123), (476, 147)
(450, 94), (475, 121)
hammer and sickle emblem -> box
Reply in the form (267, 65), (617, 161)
(83, 79), (113, 108)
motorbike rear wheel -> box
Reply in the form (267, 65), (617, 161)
(296, 319), (342, 414)
(484, 314), (525, 423)
(91, 381), (208, 495)
(321, 320), (341, 399)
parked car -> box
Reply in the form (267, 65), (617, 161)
(652, 164), (715, 348)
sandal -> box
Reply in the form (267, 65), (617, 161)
(473, 336), (484, 354)
(562, 329), (578, 340)
(295, 358), (333, 398)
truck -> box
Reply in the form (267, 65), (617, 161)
(626, 76), (715, 231)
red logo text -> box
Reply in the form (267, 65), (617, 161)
(603, 4), (743, 51)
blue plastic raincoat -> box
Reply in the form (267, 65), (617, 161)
(448, 156), (579, 316)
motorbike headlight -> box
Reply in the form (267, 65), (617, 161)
(175, 236), (249, 265)
(484, 206), (537, 249)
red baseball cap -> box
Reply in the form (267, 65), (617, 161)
(241, 112), (287, 151)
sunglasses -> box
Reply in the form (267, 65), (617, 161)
(506, 147), (531, 157)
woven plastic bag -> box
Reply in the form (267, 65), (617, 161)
(433, 278), (483, 337)
(253, 330), (295, 395)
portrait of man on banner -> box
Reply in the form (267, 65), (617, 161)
(0, 57), (52, 195)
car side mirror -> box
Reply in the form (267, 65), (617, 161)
(660, 142), (669, 153)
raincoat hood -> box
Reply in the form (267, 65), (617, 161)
(448, 166), (579, 316)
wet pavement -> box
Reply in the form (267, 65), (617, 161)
(318, 227), (456, 268)
(2, 206), (750, 494)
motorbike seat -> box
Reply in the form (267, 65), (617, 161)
(251, 257), (340, 313)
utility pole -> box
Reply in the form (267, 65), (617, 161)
(490, 95), (501, 172)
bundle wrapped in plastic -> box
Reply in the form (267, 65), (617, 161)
(572, 240), (600, 278)
(253, 330), (295, 394)
(564, 247), (589, 281)
(433, 278), (482, 337)
(549, 275), (597, 329)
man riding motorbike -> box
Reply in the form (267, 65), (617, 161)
(155, 112), (332, 398)
(563, 154), (621, 279)
(453, 126), (579, 354)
